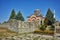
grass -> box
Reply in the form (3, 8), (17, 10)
(0, 27), (17, 37)
(34, 29), (54, 36)
(33, 37), (39, 40)
(17, 32), (33, 36)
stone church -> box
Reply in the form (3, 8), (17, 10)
(27, 9), (45, 25)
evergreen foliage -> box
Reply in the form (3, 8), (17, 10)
(9, 9), (16, 20)
(16, 11), (24, 21)
(9, 9), (24, 21)
(44, 8), (55, 25)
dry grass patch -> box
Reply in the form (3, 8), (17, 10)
(0, 27), (17, 37)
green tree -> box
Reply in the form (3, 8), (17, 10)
(44, 18), (49, 25)
(44, 8), (55, 25)
(39, 25), (46, 31)
(16, 11), (24, 21)
(9, 9), (16, 20)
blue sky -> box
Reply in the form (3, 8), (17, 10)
(0, 0), (60, 23)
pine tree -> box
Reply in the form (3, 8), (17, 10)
(16, 11), (24, 21)
(9, 9), (16, 20)
(44, 8), (55, 25)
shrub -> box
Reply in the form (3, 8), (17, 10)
(44, 30), (54, 35)
(39, 25), (46, 31)
(34, 30), (43, 33)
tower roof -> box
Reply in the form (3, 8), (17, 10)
(27, 9), (42, 18)
(34, 9), (42, 16)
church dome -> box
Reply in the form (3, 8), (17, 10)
(34, 9), (41, 16)
(34, 9), (40, 12)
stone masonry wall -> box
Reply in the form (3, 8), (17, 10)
(0, 19), (38, 33)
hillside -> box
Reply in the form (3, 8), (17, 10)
(0, 27), (17, 37)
